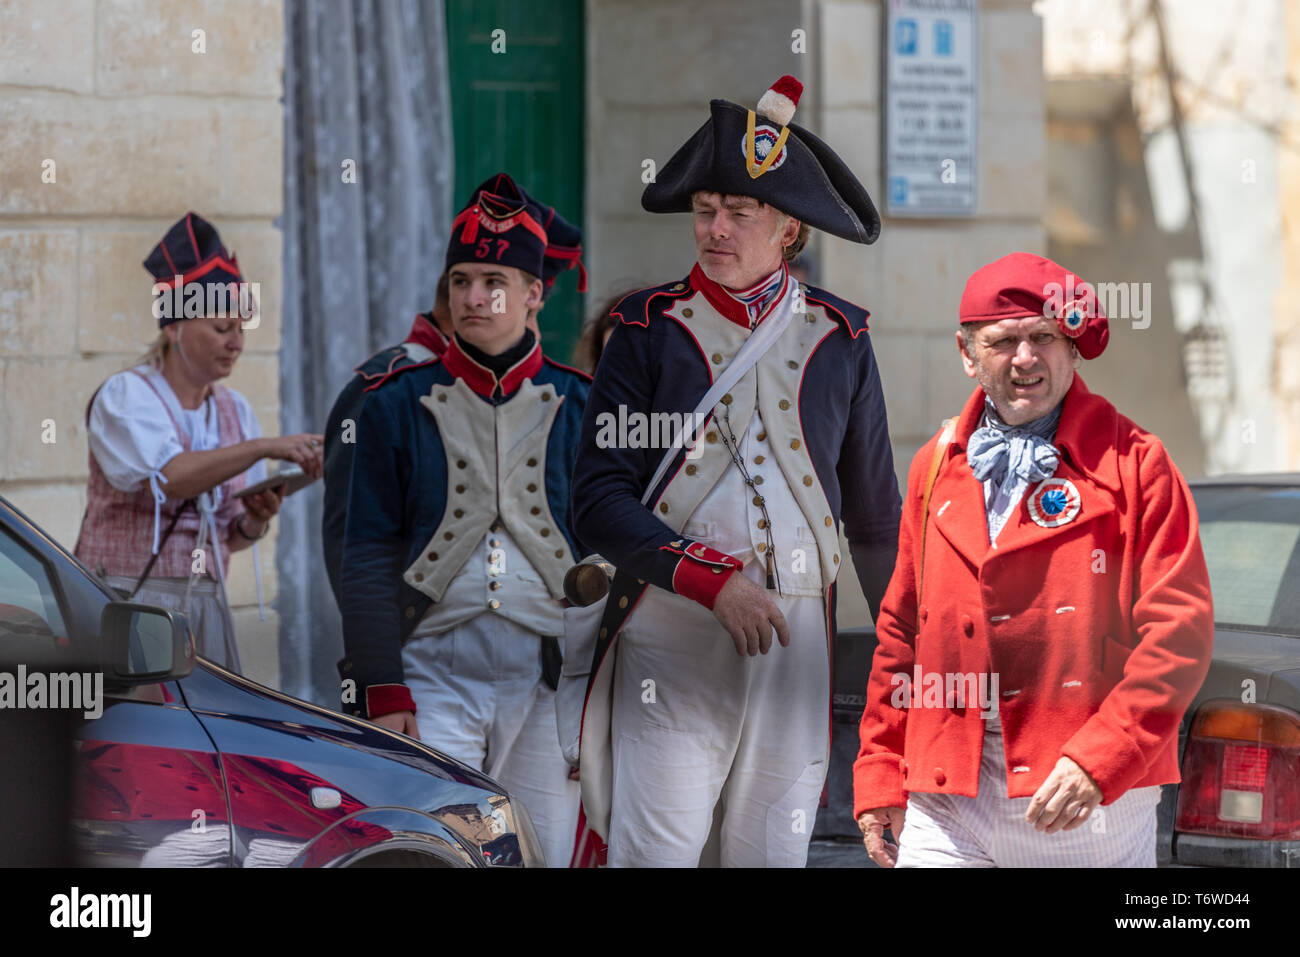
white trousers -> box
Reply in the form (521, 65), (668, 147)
(606, 575), (830, 867)
(401, 616), (579, 868)
(896, 724), (1160, 867)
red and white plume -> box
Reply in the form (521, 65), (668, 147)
(757, 75), (803, 126)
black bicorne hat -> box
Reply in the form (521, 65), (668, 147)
(641, 75), (880, 245)
(446, 173), (550, 281)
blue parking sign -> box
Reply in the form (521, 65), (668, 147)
(934, 20), (953, 56)
(889, 176), (909, 205)
(895, 19), (918, 55)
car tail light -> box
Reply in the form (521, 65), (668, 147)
(1175, 700), (1300, 839)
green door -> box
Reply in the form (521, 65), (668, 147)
(446, 0), (586, 365)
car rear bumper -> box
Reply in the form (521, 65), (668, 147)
(1173, 833), (1300, 867)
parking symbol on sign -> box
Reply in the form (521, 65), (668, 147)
(895, 19), (918, 55)
(934, 20), (953, 56)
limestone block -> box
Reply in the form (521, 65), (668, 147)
(79, 227), (171, 356)
(231, 607), (280, 690)
(0, 0), (95, 93)
(872, 221), (1046, 333)
(0, 96), (224, 216)
(96, 0), (283, 98)
(218, 224), (283, 354)
(980, 5), (1045, 116)
(587, 217), (697, 305)
(590, 107), (711, 220)
(979, 113), (1045, 219)
(220, 101), (284, 217)
(820, 0), (881, 109)
(868, 331), (930, 438)
(224, 523), (278, 608)
(0, 481), (88, 554)
(2, 356), (123, 481)
(222, 353), (279, 437)
(821, 105), (881, 205)
(592, 0), (804, 106)
(0, 231), (78, 358)
(925, 332), (978, 427)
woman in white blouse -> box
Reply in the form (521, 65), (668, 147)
(74, 213), (322, 672)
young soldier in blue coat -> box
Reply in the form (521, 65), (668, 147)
(338, 174), (591, 867)
(570, 76), (901, 867)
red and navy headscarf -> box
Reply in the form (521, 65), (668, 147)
(144, 212), (243, 328)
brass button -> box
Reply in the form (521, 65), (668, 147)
(414, 572), (424, 583)
(778, 399), (790, 411)
(527, 483), (538, 493)
(444, 531), (454, 541)
(757, 519), (767, 529)
(711, 352), (723, 365)
(786, 360), (798, 370)
(721, 393), (733, 405)
(554, 549), (564, 558)
(753, 475), (764, 485)
(833, 554), (840, 564)
(427, 551), (438, 561)
(541, 393), (552, 402)
(803, 475), (813, 487)
(455, 484), (466, 493)
(637, 579), (645, 585)
(618, 596), (629, 609)
(437, 393), (447, 403)
(706, 432), (718, 443)
(685, 464), (698, 476)
(824, 516), (833, 527)
(682, 308), (693, 318)
(527, 457), (538, 467)
(453, 508), (464, 518)
(541, 528), (551, 537)
(490, 581), (501, 591)
(659, 503), (669, 514)
(753, 454), (765, 464)
(530, 506), (541, 515)
(790, 439), (801, 450)
(672, 283), (685, 291)
(489, 599), (501, 610)
(752, 495), (764, 506)
(490, 539), (500, 548)
(756, 431), (767, 441)
(599, 627), (608, 638)
(405, 607), (415, 619)
(757, 542), (767, 553)
(456, 459), (467, 469)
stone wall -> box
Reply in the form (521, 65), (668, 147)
(0, 0), (284, 687)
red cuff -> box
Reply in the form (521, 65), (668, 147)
(665, 540), (743, 610)
(366, 683), (417, 719)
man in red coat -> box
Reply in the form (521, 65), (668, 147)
(853, 252), (1214, 867)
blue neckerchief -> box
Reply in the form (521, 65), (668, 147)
(967, 398), (1062, 542)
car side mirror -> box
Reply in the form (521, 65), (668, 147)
(100, 602), (195, 686)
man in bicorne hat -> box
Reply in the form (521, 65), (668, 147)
(853, 253), (1214, 867)
(570, 76), (901, 867)
(337, 173), (590, 867)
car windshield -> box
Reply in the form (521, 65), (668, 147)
(1191, 485), (1300, 637)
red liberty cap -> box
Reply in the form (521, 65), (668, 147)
(958, 252), (1109, 359)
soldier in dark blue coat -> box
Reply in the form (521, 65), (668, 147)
(337, 173), (590, 867)
(569, 76), (901, 866)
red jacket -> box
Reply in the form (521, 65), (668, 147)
(852, 375), (1214, 816)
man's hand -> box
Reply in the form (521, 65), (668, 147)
(711, 572), (790, 656)
(857, 807), (906, 868)
(372, 709), (420, 740)
(1026, 756), (1102, 833)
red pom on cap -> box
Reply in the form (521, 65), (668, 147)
(757, 75), (804, 126)
(958, 252), (1109, 359)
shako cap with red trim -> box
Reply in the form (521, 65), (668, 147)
(959, 252), (1110, 359)
(446, 172), (550, 282)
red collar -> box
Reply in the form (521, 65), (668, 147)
(440, 334), (543, 398)
(689, 263), (789, 329)
(950, 374), (1121, 492)
(404, 314), (449, 356)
